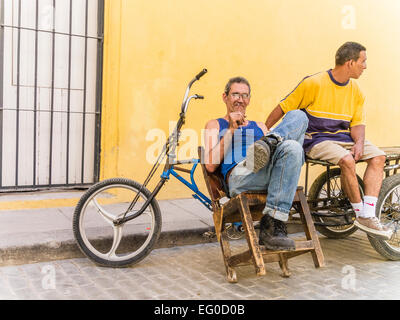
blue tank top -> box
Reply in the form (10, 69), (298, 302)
(217, 118), (264, 179)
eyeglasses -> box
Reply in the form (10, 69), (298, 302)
(230, 93), (250, 100)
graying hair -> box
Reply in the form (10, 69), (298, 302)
(224, 76), (251, 95)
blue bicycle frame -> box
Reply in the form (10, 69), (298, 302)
(162, 159), (244, 231)
(161, 159), (212, 211)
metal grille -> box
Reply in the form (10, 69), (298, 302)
(0, 0), (104, 191)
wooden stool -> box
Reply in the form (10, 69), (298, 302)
(198, 147), (325, 283)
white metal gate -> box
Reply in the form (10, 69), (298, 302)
(0, 0), (104, 191)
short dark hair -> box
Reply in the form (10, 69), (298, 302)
(224, 76), (251, 95)
(335, 42), (366, 66)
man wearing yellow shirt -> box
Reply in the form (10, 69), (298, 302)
(265, 41), (392, 239)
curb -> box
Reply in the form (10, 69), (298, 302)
(0, 224), (305, 267)
(0, 227), (217, 267)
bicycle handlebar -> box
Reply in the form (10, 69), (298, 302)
(181, 68), (207, 113)
(195, 69), (208, 80)
(165, 69), (207, 167)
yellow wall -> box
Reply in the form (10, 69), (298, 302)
(101, 0), (400, 200)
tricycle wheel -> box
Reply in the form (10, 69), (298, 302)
(308, 168), (364, 239)
(368, 174), (400, 260)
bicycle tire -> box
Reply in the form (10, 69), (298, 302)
(73, 178), (162, 267)
(308, 168), (364, 239)
(368, 174), (400, 260)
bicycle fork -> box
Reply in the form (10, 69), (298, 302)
(113, 178), (167, 226)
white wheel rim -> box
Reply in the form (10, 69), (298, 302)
(78, 184), (156, 262)
(377, 184), (400, 253)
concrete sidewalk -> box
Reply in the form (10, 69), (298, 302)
(0, 190), (218, 266)
(0, 189), (307, 267)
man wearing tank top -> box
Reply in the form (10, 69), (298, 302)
(204, 76), (309, 250)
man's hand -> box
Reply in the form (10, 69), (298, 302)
(228, 112), (246, 130)
(351, 141), (364, 161)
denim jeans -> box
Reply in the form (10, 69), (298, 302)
(228, 110), (308, 222)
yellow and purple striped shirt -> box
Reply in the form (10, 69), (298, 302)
(280, 70), (365, 152)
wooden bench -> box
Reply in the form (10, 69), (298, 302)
(198, 147), (325, 283)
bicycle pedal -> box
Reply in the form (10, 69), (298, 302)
(203, 231), (216, 239)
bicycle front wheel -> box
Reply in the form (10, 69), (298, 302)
(73, 178), (162, 267)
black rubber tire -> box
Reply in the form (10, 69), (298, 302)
(308, 167), (364, 239)
(368, 174), (400, 261)
(73, 178), (162, 267)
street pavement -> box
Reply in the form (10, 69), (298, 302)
(0, 193), (217, 266)
(1, 191), (400, 301)
(1, 231), (400, 300)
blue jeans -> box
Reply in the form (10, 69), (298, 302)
(228, 110), (308, 222)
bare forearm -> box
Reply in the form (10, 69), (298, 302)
(265, 105), (284, 129)
(205, 128), (234, 172)
(350, 125), (365, 144)
(350, 125), (365, 161)
(206, 129), (234, 172)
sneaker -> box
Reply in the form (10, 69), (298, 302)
(259, 215), (295, 251)
(244, 135), (279, 173)
(354, 217), (393, 240)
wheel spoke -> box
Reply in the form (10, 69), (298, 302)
(108, 225), (123, 258)
(92, 197), (118, 225)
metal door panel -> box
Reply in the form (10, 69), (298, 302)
(0, 0), (104, 191)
